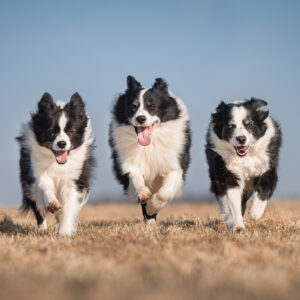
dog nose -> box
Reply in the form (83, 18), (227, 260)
(236, 136), (247, 145)
(57, 141), (67, 149)
(136, 115), (146, 124)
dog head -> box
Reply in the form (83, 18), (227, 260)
(211, 98), (269, 156)
(114, 76), (180, 146)
(32, 92), (88, 164)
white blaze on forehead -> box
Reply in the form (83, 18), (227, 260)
(59, 112), (68, 131)
(137, 89), (148, 111)
(231, 106), (248, 127)
(230, 100), (247, 105)
(52, 112), (71, 151)
(230, 105), (252, 146)
(56, 101), (66, 109)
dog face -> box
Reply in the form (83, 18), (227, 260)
(114, 76), (180, 146)
(32, 92), (88, 164)
(211, 98), (269, 156)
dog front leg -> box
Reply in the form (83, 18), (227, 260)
(38, 174), (62, 213)
(129, 170), (151, 203)
(146, 170), (184, 216)
(220, 187), (245, 231)
(58, 186), (81, 236)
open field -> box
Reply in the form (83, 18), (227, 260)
(0, 202), (300, 300)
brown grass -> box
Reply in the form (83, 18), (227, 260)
(0, 202), (300, 300)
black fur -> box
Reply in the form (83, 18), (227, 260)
(141, 204), (157, 221)
(108, 123), (130, 192)
(180, 121), (192, 180)
(206, 98), (282, 214)
(75, 144), (96, 193)
(205, 147), (239, 196)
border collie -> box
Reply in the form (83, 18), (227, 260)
(206, 98), (281, 231)
(16, 92), (95, 236)
(109, 76), (191, 223)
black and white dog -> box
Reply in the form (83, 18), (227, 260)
(17, 92), (95, 236)
(206, 98), (281, 231)
(109, 76), (191, 223)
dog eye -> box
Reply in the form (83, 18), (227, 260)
(65, 127), (75, 134)
(243, 120), (253, 127)
(48, 128), (58, 137)
(147, 103), (157, 110)
(228, 124), (236, 129)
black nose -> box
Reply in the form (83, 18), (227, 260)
(136, 115), (146, 124)
(236, 136), (247, 145)
(57, 141), (67, 149)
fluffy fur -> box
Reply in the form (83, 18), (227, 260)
(109, 76), (191, 222)
(16, 92), (95, 236)
(206, 98), (282, 231)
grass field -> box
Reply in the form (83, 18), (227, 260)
(0, 201), (300, 300)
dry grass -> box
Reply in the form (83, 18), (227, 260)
(0, 202), (300, 300)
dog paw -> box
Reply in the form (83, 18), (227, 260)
(227, 221), (245, 232)
(136, 191), (151, 204)
(46, 201), (62, 214)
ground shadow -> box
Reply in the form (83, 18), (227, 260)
(0, 215), (31, 235)
(84, 218), (142, 229)
(203, 218), (227, 232)
(159, 219), (196, 229)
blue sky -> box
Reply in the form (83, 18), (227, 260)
(0, 0), (299, 204)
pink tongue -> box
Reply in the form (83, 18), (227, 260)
(238, 146), (248, 152)
(137, 127), (151, 146)
(55, 151), (68, 163)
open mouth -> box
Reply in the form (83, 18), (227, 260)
(234, 146), (249, 157)
(52, 150), (69, 164)
(134, 122), (158, 146)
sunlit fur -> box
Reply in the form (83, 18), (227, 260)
(206, 98), (282, 231)
(109, 76), (191, 222)
(16, 92), (95, 236)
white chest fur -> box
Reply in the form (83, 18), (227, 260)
(112, 96), (189, 185)
(112, 118), (186, 183)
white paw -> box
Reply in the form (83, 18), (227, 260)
(145, 195), (162, 215)
(227, 220), (245, 232)
(46, 200), (62, 214)
(145, 218), (156, 225)
(250, 199), (267, 220)
(38, 220), (48, 231)
(136, 188), (151, 204)
(58, 225), (76, 236)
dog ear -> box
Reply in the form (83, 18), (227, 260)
(216, 101), (227, 113)
(152, 78), (168, 92)
(70, 92), (85, 108)
(250, 98), (269, 121)
(69, 92), (86, 119)
(250, 98), (268, 110)
(127, 75), (142, 90)
(38, 92), (55, 113)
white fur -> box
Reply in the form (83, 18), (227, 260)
(52, 112), (71, 151)
(219, 187), (245, 231)
(21, 113), (94, 236)
(250, 193), (268, 220)
(230, 106), (252, 147)
(112, 93), (189, 216)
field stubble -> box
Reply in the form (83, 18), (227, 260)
(0, 201), (300, 300)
